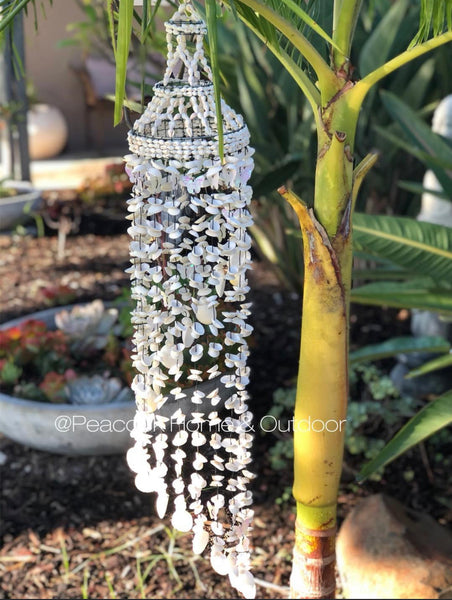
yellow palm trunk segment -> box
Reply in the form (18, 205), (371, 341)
(279, 188), (350, 599)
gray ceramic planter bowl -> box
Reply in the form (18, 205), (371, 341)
(0, 305), (229, 455)
(0, 181), (42, 231)
(0, 305), (135, 455)
(0, 393), (136, 456)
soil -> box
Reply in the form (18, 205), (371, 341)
(0, 225), (451, 599)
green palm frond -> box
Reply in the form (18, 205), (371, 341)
(411, 0), (452, 46)
(111, 0), (134, 126)
(354, 213), (452, 282)
(0, 0), (40, 34)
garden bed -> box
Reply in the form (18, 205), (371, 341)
(0, 230), (450, 599)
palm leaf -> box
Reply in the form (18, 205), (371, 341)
(277, 0), (340, 50)
(233, 14), (321, 110)
(353, 213), (452, 282)
(107, 0), (116, 56)
(375, 123), (452, 174)
(411, 0), (452, 46)
(357, 390), (452, 482)
(380, 91), (452, 198)
(0, 0), (34, 33)
(226, 0), (334, 89)
(351, 280), (452, 314)
(113, 0), (134, 126)
(352, 267), (418, 281)
(406, 353), (452, 379)
(359, 0), (410, 77)
(140, 0), (163, 42)
(397, 181), (451, 202)
(349, 336), (450, 365)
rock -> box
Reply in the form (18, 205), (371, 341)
(390, 362), (452, 400)
(411, 310), (452, 340)
(337, 494), (452, 599)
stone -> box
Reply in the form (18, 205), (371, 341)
(337, 494), (452, 599)
(390, 362), (452, 400)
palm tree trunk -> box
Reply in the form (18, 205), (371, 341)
(290, 520), (337, 599)
(280, 119), (354, 598)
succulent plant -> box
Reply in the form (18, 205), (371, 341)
(54, 300), (118, 354)
(66, 375), (134, 405)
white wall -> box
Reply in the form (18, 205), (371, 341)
(24, 1), (128, 154)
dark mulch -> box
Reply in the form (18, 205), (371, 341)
(0, 229), (450, 599)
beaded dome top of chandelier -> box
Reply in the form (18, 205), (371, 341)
(128, 1), (249, 159)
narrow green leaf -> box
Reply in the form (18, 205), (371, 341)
(359, 0), (409, 77)
(351, 280), (452, 314)
(380, 91), (452, 197)
(113, 0), (134, 126)
(233, 14), (321, 111)
(352, 267), (416, 281)
(228, 0), (335, 94)
(401, 57), (435, 110)
(0, 0), (34, 33)
(142, 0), (162, 42)
(253, 157), (302, 197)
(349, 336), (450, 366)
(357, 391), (452, 482)
(397, 180), (451, 201)
(375, 123), (452, 179)
(206, 0), (224, 161)
(277, 0), (340, 50)
(411, 0), (452, 46)
(249, 224), (280, 265)
(406, 352), (452, 379)
(107, 0), (116, 56)
(354, 213), (452, 282)
(141, 0), (149, 41)
(84, 4), (97, 22)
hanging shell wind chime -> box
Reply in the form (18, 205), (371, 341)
(124, 3), (255, 598)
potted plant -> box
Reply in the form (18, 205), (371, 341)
(0, 299), (136, 455)
(0, 176), (42, 231)
(0, 296), (232, 455)
(0, 103), (42, 231)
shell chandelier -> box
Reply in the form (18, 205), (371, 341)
(124, 2), (256, 598)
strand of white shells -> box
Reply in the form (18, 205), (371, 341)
(125, 149), (256, 598)
(124, 2), (256, 597)
(128, 126), (249, 161)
